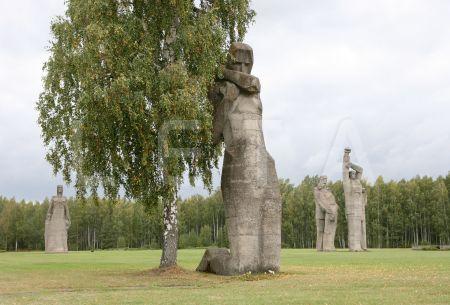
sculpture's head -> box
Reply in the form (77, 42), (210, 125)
(349, 170), (357, 180)
(57, 185), (63, 196)
(318, 175), (328, 189)
(227, 42), (253, 74)
(344, 147), (351, 154)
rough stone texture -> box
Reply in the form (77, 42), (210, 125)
(45, 185), (70, 253)
(197, 43), (282, 275)
(314, 176), (338, 252)
(342, 148), (364, 252)
(361, 188), (368, 250)
(196, 248), (233, 275)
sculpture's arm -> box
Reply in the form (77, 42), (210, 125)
(222, 69), (260, 93)
(363, 192), (368, 207)
(327, 196), (337, 221)
(64, 200), (71, 227)
(209, 83), (225, 144)
(350, 162), (363, 179)
(328, 193), (339, 213)
(209, 81), (239, 145)
(46, 199), (54, 221)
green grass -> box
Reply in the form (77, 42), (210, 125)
(0, 249), (449, 305)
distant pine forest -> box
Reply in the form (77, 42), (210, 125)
(1, 174), (449, 251)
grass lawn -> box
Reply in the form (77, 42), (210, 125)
(0, 249), (449, 305)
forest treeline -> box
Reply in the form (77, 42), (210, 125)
(1, 174), (449, 251)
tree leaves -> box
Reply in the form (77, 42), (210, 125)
(38, 0), (255, 206)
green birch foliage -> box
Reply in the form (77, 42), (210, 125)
(38, 0), (255, 205)
(1, 174), (450, 251)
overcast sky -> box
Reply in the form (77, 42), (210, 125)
(1, 0), (449, 202)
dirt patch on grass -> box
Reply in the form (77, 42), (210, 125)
(145, 266), (290, 282)
(134, 266), (290, 287)
(148, 265), (191, 277)
(236, 272), (290, 282)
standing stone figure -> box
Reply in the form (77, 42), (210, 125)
(45, 185), (70, 253)
(314, 176), (338, 252)
(342, 148), (364, 252)
(196, 43), (282, 275)
(361, 188), (368, 250)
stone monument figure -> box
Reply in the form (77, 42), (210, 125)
(342, 148), (364, 252)
(314, 176), (338, 251)
(361, 188), (368, 251)
(197, 43), (282, 275)
(45, 185), (70, 253)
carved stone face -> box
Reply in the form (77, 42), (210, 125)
(349, 171), (357, 180)
(318, 176), (328, 189)
(227, 42), (253, 74)
(57, 185), (63, 196)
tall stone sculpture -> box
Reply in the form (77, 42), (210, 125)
(45, 185), (70, 253)
(314, 176), (338, 252)
(197, 43), (282, 275)
(342, 148), (364, 252)
(361, 188), (368, 251)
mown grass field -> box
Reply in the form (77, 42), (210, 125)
(0, 249), (449, 305)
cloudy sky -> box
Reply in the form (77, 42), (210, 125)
(1, 0), (449, 201)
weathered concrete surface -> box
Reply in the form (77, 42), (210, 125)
(45, 186), (70, 253)
(342, 148), (364, 252)
(196, 248), (234, 275)
(361, 188), (368, 250)
(197, 43), (282, 275)
(314, 176), (338, 252)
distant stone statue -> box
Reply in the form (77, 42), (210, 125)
(342, 148), (364, 251)
(45, 185), (70, 253)
(314, 176), (338, 251)
(361, 188), (368, 251)
(197, 43), (282, 275)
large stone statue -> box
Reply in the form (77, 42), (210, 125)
(314, 176), (338, 251)
(361, 188), (368, 250)
(197, 43), (282, 275)
(45, 185), (70, 253)
(342, 148), (364, 252)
